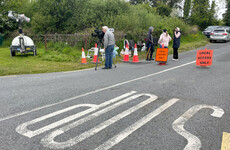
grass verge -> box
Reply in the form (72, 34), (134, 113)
(0, 32), (208, 76)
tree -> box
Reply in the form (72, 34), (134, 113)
(0, 0), (30, 36)
(129, 0), (145, 5)
(183, 0), (191, 19)
(223, 0), (230, 26)
(150, 0), (182, 8)
(156, 1), (172, 17)
(167, 0), (182, 8)
(209, 1), (218, 25)
(189, 0), (210, 30)
(31, 0), (129, 34)
(31, 0), (89, 34)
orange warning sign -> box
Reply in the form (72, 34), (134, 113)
(155, 48), (168, 62)
(196, 49), (213, 66)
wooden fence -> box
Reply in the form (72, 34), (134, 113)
(10, 33), (147, 50)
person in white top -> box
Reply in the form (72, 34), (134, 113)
(158, 29), (172, 48)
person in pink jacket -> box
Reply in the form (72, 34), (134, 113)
(158, 29), (172, 48)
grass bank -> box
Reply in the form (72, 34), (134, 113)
(0, 32), (208, 76)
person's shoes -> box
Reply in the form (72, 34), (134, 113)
(172, 58), (178, 61)
(102, 67), (108, 69)
(109, 67), (112, 69)
(150, 58), (154, 61)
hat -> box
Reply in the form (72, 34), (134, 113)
(163, 29), (167, 32)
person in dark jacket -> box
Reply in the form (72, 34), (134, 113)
(172, 27), (181, 61)
(146, 27), (155, 61)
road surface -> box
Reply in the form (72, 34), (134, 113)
(0, 42), (230, 150)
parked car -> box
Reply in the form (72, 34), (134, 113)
(210, 28), (230, 43)
(203, 26), (219, 38)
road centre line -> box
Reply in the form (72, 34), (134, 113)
(0, 60), (196, 122)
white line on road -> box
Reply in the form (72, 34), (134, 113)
(16, 91), (136, 138)
(41, 93), (158, 149)
(63, 68), (93, 73)
(0, 61), (196, 122)
(0, 75), (17, 78)
(95, 98), (180, 150)
(172, 105), (224, 150)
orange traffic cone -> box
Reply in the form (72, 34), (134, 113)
(92, 43), (100, 63)
(122, 44), (129, 62)
(132, 44), (139, 63)
(81, 47), (87, 64)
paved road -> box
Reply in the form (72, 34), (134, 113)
(0, 42), (230, 150)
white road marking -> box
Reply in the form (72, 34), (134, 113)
(172, 105), (224, 150)
(0, 75), (17, 78)
(0, 61), (196, 122)
(16, 91), (136, 138)
(41, 93), (158, 149)
(63, 68), (93, 73)
(95, 98), (180, 150)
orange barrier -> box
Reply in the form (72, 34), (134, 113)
(196, 48), (213, 67)
(132, 44), (139, 63)
(81, 47), (87, 64)
(156, 44), (168, 65)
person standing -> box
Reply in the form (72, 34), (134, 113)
(102, 26), (115, 69)
(158, 29), (172, 48)
(172, 27), (181, 61)
(146, 27), (155, 61)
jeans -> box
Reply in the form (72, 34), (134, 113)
(146, 44), (155, 59)
(105, 45), (114, 68)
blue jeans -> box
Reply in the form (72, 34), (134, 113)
(105, 45), (114, 68)
(146, 43), (155, 59)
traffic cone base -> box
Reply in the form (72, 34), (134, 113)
(81, 58), (87, 64)
(132, 55), (139, 62)
(132, 43), (139, 63)
(121, 44), (130, 62)
(92, 48), (100, 63)
(124, 55), (129, 61)
(158, 62), (167, 65)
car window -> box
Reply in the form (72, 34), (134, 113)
(213, 30), (225, 33)
(206, 27), (213, 30)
